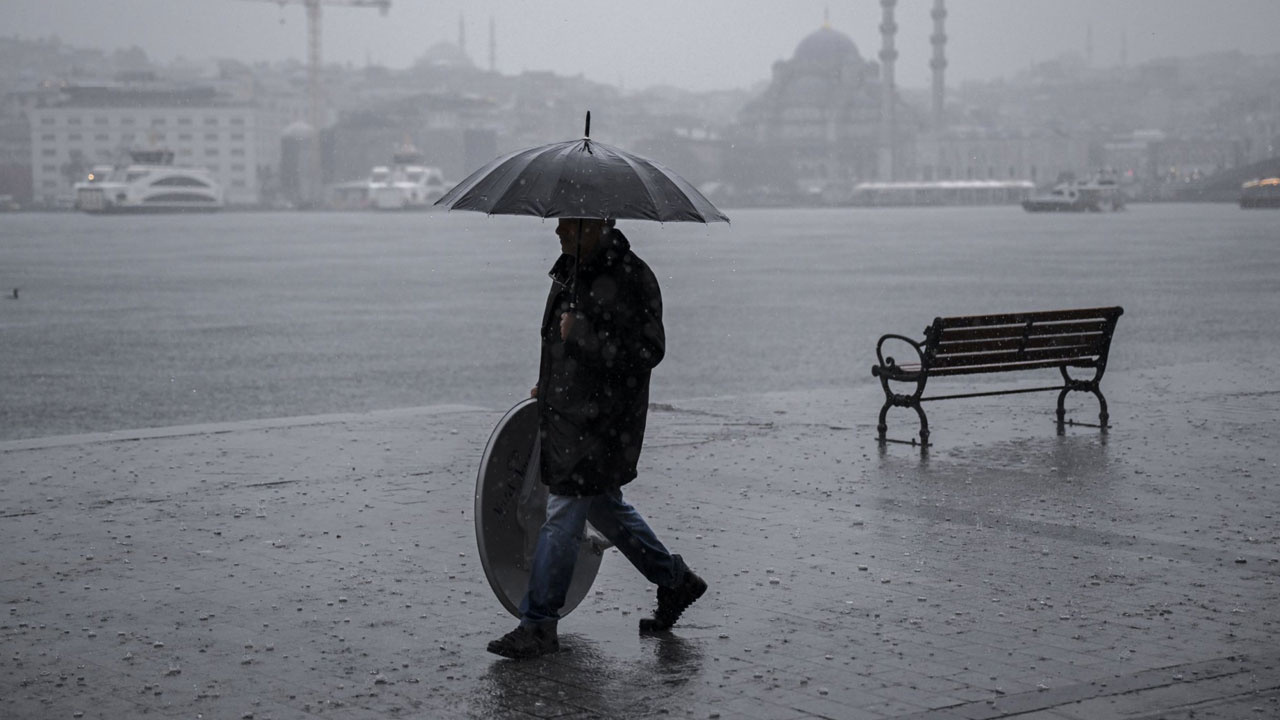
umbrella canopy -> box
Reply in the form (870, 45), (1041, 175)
(435, 113), (728, 223)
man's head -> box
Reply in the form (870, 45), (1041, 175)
(556, 218), (613, 258)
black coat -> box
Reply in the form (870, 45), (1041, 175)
(536, 229), (665, 496)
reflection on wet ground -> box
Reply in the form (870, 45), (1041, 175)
(475, 633), (705, 718)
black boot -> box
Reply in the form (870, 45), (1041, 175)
(639, 567), (707, 633)
(487, 624), (559, 659)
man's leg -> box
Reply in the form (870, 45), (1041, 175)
(520, 493), (592, 625)
(586, 487), (683, 586)
(488, 492), (591, 659)
(587, 487), (707, 632)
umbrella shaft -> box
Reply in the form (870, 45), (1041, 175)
(572, 220), (583, 308)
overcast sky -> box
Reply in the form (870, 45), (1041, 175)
(7, 0), (1280, 91)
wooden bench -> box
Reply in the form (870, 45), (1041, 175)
(871, 307), (1123, 445)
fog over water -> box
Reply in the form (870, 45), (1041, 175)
(7, 0), (1280, 91)
(2, 205), (1277, 441)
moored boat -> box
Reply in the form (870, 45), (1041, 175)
(1240, 177), (1280, 209)
(1021, 182), (1090, 212)
(370, 147), (450, 210)
(1076, 176), (1126, 211)
(74, 150), (223, 214)
(1022, 175), (1126, 213)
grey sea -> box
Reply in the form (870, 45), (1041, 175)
(1, 204), (1276, 441)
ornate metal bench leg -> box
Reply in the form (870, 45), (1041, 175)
(877, 401), (891, 442)
(913, 402), (929, 446)
(1058, 379), (1109, 430)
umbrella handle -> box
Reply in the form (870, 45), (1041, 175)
(584, 111), (590, 139)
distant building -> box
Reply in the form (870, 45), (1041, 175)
(733, 22), (917, 204)
(325, 91), (497, 187)
(27, 83), (303, 207)
(737, 23), (906, 202)
(0, 87), (66, 206)
(915, 126), (1091, 185)
(0, 113), (33, 205)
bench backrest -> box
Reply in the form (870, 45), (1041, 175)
(922, 307), (1123, 377)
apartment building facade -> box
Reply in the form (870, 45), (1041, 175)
(28, 85), (301, 207)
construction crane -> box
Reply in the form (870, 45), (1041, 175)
(239, 0), (391, 132)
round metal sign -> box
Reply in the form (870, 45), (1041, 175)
(474, 399), (606, 618)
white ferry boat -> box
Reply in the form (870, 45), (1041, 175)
(1022, 175), (1126, 213)
(75, 150), (223, 214)
(1021, 182), (1090, 212)
(370, 147), (449, 210)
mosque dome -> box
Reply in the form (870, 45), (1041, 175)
(734, 20), (914, 198)
(762, 24), (872, 108)
(415, 41), (473, 69)
(793, 26), (862, 67)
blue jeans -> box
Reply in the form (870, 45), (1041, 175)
(519, 486), (686, 627)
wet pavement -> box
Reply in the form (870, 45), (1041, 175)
(3, 363), (1279, 719)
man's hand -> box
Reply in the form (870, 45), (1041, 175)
(559, 311), (577, 341)
(530, 385), (538, 398)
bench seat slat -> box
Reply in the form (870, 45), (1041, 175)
(937, 320), (1109, 343)
(930, 345), (1101, 369)
(927, 358), (1097, 377)
(936, 333), (1106, 355)
(935, 307), (1122, 329)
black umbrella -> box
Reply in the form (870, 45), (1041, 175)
(434, 112), (729, 224)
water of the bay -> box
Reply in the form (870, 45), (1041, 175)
(1, 205), (1276, 441)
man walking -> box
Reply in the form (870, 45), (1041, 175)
(487, 218), (707, 660)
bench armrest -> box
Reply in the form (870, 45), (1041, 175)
(872, 333), (926, 378)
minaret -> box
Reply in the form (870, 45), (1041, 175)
(489, 17), (496, 72)
(878, 0), (898, 181)
(930, 0), (947, 130)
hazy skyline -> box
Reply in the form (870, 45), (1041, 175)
(7, 0), (1280, 91)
